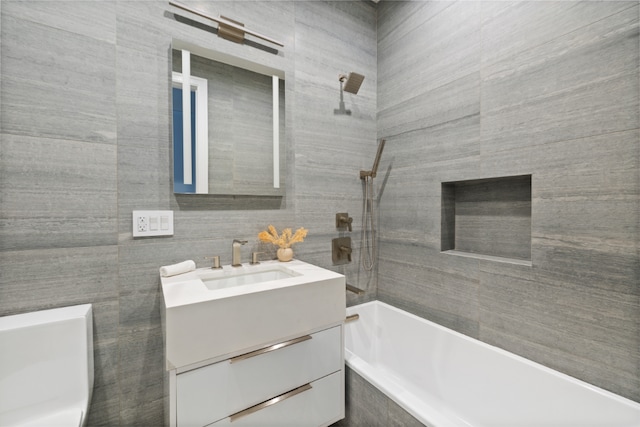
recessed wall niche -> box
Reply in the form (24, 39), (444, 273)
(441, 175), (532, 264)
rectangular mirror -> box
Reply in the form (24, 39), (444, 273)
(171, 40), (285, 196)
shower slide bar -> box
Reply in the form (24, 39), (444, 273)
(169, 1), (285, 47)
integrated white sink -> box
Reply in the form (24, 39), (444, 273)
(160, 260), (345, 370)
(201, 265), (299, 290)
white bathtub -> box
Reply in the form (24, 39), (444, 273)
(345, 301), (640, 427)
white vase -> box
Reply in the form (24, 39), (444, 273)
(277, 247), (293, 262)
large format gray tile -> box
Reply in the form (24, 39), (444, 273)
(0, 134), (117, 250)
(2, 0), (116, 43)
(377, 1), (451, 47)
(86, 300), (120, 426)
(117, 46), (168, 143)
(0, 246), (119, 314)
(340, 366), (390, 427)
(1, 15), (116, 144)
(115, 0), (173, 54)
(86, 381), (120, 427)
(377, 241), (481, 339)
(337, 366), (425, 427)
(481, 4), (639, 152)
(378, 72), (480, 139)
(531, 236), (639, 297)
(481, 1), (637, 67)
(378, 1), (480, 111)
(387, 399), (424, 427)
(379, 114), (480, 173)
(118, 325), (165, 426)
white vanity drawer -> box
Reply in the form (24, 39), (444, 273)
(209, 371), (343, 427)
(176, 326), (342, 427)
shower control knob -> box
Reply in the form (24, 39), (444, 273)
(336, 213), (353, 232)
(332, 237), (352, 265)
(339, 246), (352, 262)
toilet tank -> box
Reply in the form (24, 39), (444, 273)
(0, 304), (94, 427)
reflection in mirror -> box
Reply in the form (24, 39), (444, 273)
(171, 42), (285, 196)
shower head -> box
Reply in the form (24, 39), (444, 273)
(339, 72), (365, 94)
(334, 72), (365, 115)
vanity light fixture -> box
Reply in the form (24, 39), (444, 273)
(169, 1), (285, 47)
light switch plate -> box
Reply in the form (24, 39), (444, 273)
(133, 210), (174, 237)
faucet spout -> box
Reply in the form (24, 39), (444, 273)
(232, 239), (248, 267)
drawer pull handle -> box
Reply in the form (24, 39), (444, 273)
(346, 313), (359, 323)
(229, 383), (312, 422)
(229, 335), (312, 364)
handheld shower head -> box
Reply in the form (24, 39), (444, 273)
(370, 139), (386, 177)
(339, 72), (365, 94)
(360, 139), (386, 179)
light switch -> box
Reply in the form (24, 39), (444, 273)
(160, 216), (169, 231)
(149, 216), (159, 231)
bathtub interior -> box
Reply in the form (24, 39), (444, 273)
(345, 301), (640, 427)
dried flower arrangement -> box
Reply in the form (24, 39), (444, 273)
(258, 225), (308, 249)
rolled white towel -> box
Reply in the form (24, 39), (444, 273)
(160, 260), (196, 277)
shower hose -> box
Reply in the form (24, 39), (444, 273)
(360, 175), (377, 271)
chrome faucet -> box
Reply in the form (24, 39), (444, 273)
(232, 239), (248, 267)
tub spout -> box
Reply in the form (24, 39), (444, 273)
(346, 284), (365, 295)
(345, 313), (359, 323)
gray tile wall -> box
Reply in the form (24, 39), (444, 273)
(377, 0), (640, 402)
(334, 367), (423, 427)
(0, 1), (376, 425)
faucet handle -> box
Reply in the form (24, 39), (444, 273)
(233, 239), (248, 245)
(205, 255), (222, 269)
(336, 213), (353, 232)
(250, 252), (262, 265)
(339, 245), (353, 262)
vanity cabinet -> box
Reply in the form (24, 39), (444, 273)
(169, 325), (344, 427)
(160, 260), (346, 427)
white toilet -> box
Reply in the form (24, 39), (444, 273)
(0, 304), (94, 427)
